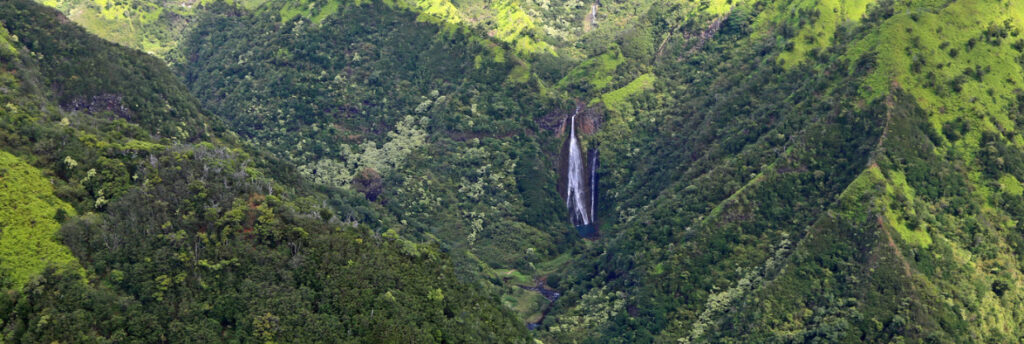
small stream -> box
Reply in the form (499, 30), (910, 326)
(520, 280), (561, 330)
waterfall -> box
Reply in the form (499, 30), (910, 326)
(588, 148), (598, 221)
(566, 109), (591, 225)
(558, 104), (599, 236)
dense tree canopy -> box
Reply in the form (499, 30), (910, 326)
(10, 0), (1024, 342)
(0, 1), (528, 342)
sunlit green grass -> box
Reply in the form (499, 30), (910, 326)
(0, 150), (78, 289)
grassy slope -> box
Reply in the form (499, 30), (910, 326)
(696, 0), (1024, 340)
(773, 0), (876, 67)
(38, 0), (186, 57)
(847, 0), (1024, 339)
(0, 150), (78, 289)
(35, 0), (556, 60)
(32, 0), (273, 58)
(538, 0), (1024, 341)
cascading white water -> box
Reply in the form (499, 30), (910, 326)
(589, 148), (598, 221)
(567, 109), (591, 225)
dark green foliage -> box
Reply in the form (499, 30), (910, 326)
(0, 1), (530, 342)
(49, 145), (526, 343)
(180, 1), (531, 153)
(0, 0), (214, 141)
(15, 0), (1024, 342)
(179, 0), (576, 283)
(0, 267), (163, 343)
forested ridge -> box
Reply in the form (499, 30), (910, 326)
(7, 0), (1024, 342)
(0, 1), (526, 342)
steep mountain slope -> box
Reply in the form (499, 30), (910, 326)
(180, 0), (572, 268)
(24, 0), (1024, 342)
(31, 0), (276, 58)
(176, 1), (591, 325)
(32, 0), (194, 58)
(31, 0), (560, 60)
(0, 1), (528, 342)
(540, 0), (1024, 342)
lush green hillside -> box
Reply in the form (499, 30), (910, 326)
(31, 0), (273, 58)
(539, 0), (1024, 342)
(24, 0), (1024, 342)
(180, 0), (574, 272)
(0, 1), (528, 342)
(30, 0), (562, 61)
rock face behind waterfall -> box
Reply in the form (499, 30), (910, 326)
(556, 107), (600, 238)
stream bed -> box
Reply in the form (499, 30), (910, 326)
(520, 280), (561, 330)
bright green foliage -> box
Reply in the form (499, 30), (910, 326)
(556, 45), (624, 93)
(32, 0), (271, 58)
(298, 116), (428, 188)
(706, 0), (739, 14)
(278, 0), (307, 22)
(33, 0), (188, 57)
(358, 115), (429, 175)
(535, 0), (1024, 339)
(492, 268), (535, 286)
(279, 0), (344, 23)
(590, 72), (656, 149)
(999, 173), (1023, 196)
(490, 0), (555, 55)
(880, 169), (933, 248)
(316, 0), (344, 23)
(0, 151), (77, 289)
(268, 0), (553, 57)
(596, 73), (656, 119)
(773, 0), (876, 67)
(415, 0), (461, 24)
(536, 0), (1010, 340)
(847, 0), (1024, 162)
(546, 286), (626, 335)
(0, 23), (16, 58)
